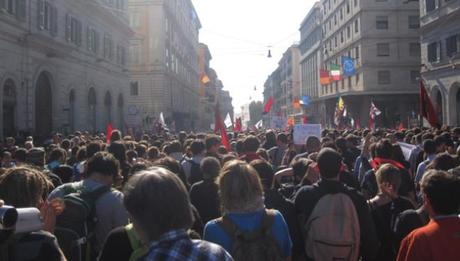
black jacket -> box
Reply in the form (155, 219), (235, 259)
(294, 180), (380, 261)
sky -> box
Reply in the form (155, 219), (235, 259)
(193, 0), (315, 114)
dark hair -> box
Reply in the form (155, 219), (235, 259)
(86, 152), (120, 178)
(431, 153), (456, 171)
(48, 148), (67, 163)
(201, 157), (221, 180)
(277, 133), (288, 144)
(14, 148), (27, 162)
(129, 162), (148, 177)
(123, 167), (193, 241)
(236, 140), (245, 155)
(168, 141), (182, 154)
(61, 139), (71, 150)
(147, 147), (160, 160)
(250, 159), (274, 190)
(135, 144), (147, 159)
(108, 142), (127, 163)
(375, 139), (393, 159)
(306, 136), (321, 153)
(317, 148), (342, 179)
(153, 157), (188, 188)
(264, 131), (277, 148)
(423, 139), (436, 155)
(421, 170), (460, 215)
(190, 140), (206, 155)
(291, 157), (311, 181)
(205, 135), (221, 150)
(86, 142), (101, 158)
(53, 165), (74, 184)
(76, 147), (87, 162)
(110, 129), (122, 143)
(243, 135), (260, 152)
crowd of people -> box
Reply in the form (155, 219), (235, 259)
(0, 126), (459, 261)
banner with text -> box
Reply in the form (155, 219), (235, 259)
(293, 124), (322, 145)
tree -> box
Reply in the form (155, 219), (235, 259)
(249, 101), (263, 126)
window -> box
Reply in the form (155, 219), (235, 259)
(378, 71), (391, 84)
(377, 43), (390, 56)
(37, 1), (57, 35)
(446, 34), (460, 57)
(426, 0), (437, 13)
(129, 12), (140, 27)
(346, 2), (350, 14)
(129, 44), (141, 64)
(1, 0), (26, 19)
(354, 19), (359, 33)
(410, 70), (420, 84)
(347, 26), (351, 39)
(65, 14), (82, 46)
(427, 42), (441, 63)
(409, 16), (419, 29)
(117, 45), (126, 65)
(355, 46), (360, 59)
(103, 34), (114, 60)
(87, 26), (99, 53)
(130, 82), (139, 96)
(354, 0), (358, 7)
(376, 16), (388, 29)
(409, 43), (421, 57)
(340, 31), (344, 43)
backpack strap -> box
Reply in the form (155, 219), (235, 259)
(217, 210), (276, 241)
(125, 224), (149, 261)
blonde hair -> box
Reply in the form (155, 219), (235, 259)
(218, 160), (264, 214)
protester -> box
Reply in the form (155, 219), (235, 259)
(397, 170), (460, 261)
(239, 136), (263, 163)
(204, 160), (292, 261)
(268, 133), (288, 168)
(182, 140), (206, 184)
(121, 167), (232, 260)
(294, 148), (379, 261)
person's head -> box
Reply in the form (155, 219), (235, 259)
(250, 159), (274, 190)
(236, 139), (245, 155)
(85, 152), (120, 185)
(423, 139), (436, 155)
(26, 148), (46, 167)
(53, 165), (74, 184)
(48, 148), (67, 164)
(291, 157), (312, 184)
(420, 170), (460, 217)
(6, 137), (15, 147)
(276, 133), (288, 147)
(222, 154), (237, 165)
(335, 137), (347, 154)
(0, 167), (52, 208)
(375, 164), (401, 196)
(135, 144), (147, 159)
(110, 129), (122, 143)
(126, 150), (138, 163)
(434, 136), (447, 153)
(374, 139), (393, 159)
(147, 147), (160, 161)
(25, 141), (34, 150)
(243, 135), (260, 153)
(256, 148), (269, 161)
(108, 141), (127, 163)
(86, 142), (101, 159)
(13, 148), (27, 164)
(265, 131), (276, 146)
(123, 167), (193, 243)
(317, 148), (342, 180)
(219, 160), (264, 213)
(168, 141), (182, 155)
(200, 157), (221, 181)
(205, 135), (221, 153)
(430, 153), (456, 171)
(190, 140), (206, 156)
(76, 147), (87, 162)
(61, 139), (71, 151)
(306, 136), (321, 153)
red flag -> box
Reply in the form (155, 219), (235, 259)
(106, 123), (113, 144)
(398, 122), (405, 131)
(420, 81), (441, 129)
(264, 97), (274, 114)
(234, 117), (242, 132)
(214, 101), (231, 151)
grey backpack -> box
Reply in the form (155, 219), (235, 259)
(304, 193), (361, 261)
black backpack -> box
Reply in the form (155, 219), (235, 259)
(217, 210), (284, 261)
(54, 183), (110, 261)
(187, 160), (203, 185)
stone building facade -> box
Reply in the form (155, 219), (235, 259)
(127, 0), (201, 131)
(0, 0), (132, 140)
(318, 0), (421, 128)
(419, 0), (460, 126)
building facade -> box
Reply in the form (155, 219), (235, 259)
(319, 0), (421, 128)
(127, 0), (201, 131)
(419, 0), (460, 126)
(299, 2), (323, 124)
(0, 0), (131, 140)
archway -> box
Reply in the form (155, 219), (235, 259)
(435, 88), (443, 125)
(104, 91), (112, 127)
(69, 89), (76, 132)
(88, 88), (97, 132)
(117, 94), (124, 130)
(3, 79), (17, 137)
(35, 72), (53, 138)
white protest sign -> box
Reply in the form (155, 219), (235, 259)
(293, 124), (322, 145)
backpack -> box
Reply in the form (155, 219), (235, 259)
(217, 210), (284, 261)
(187, 160), (203, 185)
(304, 191), (361, 261)
(54, 183), (110, 261)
